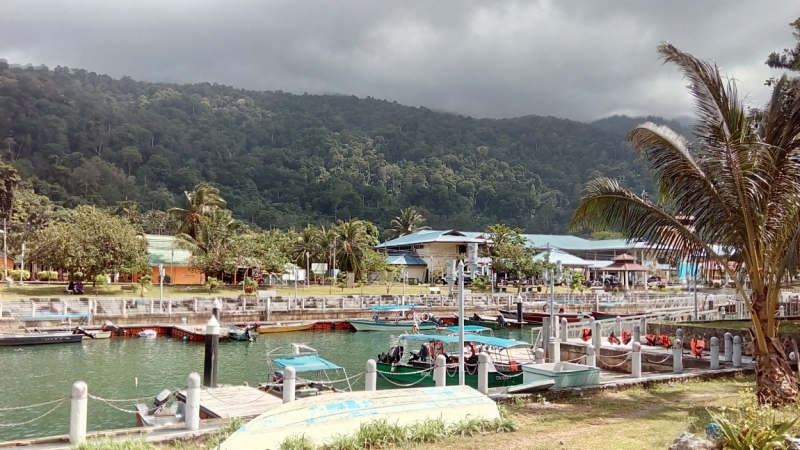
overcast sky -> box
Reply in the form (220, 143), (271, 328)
(0, 1), (797, 121)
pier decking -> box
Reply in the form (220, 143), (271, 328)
(175, 385), (283, 420)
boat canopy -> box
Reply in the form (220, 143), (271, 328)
(369, 304), (420, 312)
(399, 333), (529, 348)
(445, 326), (491, 333)
(271, 355), (343, 372)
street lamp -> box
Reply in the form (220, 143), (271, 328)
(0, 219), (6, 281)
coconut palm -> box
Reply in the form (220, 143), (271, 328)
(168, 182), (226, 240)
(571, 42), (800, 404)
(335, 219), (378, 280)
(294, 224), (319, 271)
(390, 207), (429, 238)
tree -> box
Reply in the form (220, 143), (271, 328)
(0, 161), (20, 221)
(390, 207), (430, 237)
(484, 224), (537, 291)
(168, 182), (226, 240)
(765, 17), (800, 76)
(28, 206), (149, 283)
(119, 146), (143, 177)
(293, 225), (319, 270)
(180, 209), (241, 278)
(571, 42), (800, 404)
(334, 219), (379, 280)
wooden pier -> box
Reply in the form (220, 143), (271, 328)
(175, 385), (283, 420)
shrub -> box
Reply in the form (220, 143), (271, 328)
(162, 274), (171, 284)
(94, 274), (109, 286)
(73, 437), (155, 450)
(72, 271), (84, 281)
(205, 417), (244, 449)
(279, 434), (316, 450)
(471, 276), (489, 293)
(244, 285), (255, 294)
(9, 269), (30, 281)
(707, 389), (798, 450)
(36, 270), (59, 281)
(205, 276), (219, 293)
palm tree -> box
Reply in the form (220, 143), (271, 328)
(168, 182), (226, 240)
(391, 207), (429, 238)
(335, 219), (378, 280)
(175, 209), (242, 278)
(571, 42), (800, 404)
(294, 225), (319, 273)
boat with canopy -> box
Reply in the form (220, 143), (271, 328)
(347, 305), (439, 331)
(259, 344), (352, 397)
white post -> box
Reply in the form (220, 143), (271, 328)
(632, 342), (642, 378)
(733, 336), (742, 368)
(553, 315), (560, 339)
(69, 381), (88, 444)
(676, 328), (683, 344)
(560, 317), (568, 342)
(193, 298), (198, 312)
(632, 325), (640, 347)
(434, 354), (446, 387)
(724, 332), (733, 362)
(614, 316), (622, 336)
(477, 353), (489, 395)
(639, 317), (647, 337)
(167, 300), (172, 316)
(283, 366), (296, 403)
(547, 339), (560, 363)
(779, 305), (785, 317)
(365, 359), (377, 391)
(458, 261), (465, 386)
(710, 337), (720, 370)
(720, 307), (726, 320)
(592, 320), (602, 350)
(673, 339), (683, 374)
(149, 299), (154, 314)
(586, 344), (596, 367)
(241, 297), (246, 312)
(542, 318), (550, 353)
(159, 264), (164, 304)
(121, 299), (127, 318)
(185, 372), (201, 431)
(534, 348), (545, 364)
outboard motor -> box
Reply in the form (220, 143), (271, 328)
(72, 326), (96, 338)
(497, 315), (507, 327)
(273, 371), (284, 383)
(149, 389), (172, 414)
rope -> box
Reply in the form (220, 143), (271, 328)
(377, 370), (435, 387)
(376, 366), (435, 376)
(0, 397), (67, 411)
(0, 400), (66, 428)
(296, 370), (366, 385)
(642, 353), (674, 364)
(88, 395), (139, 414)
(595, 352), (632, 368)
(85, 395), (153, 403)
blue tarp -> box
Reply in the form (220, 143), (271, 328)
(369, 304), (420, 312)
(271, 355), (343, 372)
(399, 333), (529, 348)
(445, 326), (491, 333)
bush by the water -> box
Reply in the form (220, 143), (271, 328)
(36, 270), (59, 281)
(706, 389), (800, 450)
(9, 269), (30, 281)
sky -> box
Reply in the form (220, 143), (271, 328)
(0, 1), (797, 122)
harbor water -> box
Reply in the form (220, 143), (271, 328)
(0, 327), (528, 442)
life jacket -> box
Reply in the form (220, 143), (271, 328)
(621, 330), (632, 345)
(508, 360), (519, 371)
(607, 332), (621, 345)
(645, 334), (657, 346)
(691, 338), (705, 358)
(580, 328), (592, 341)
(658, 335), (671, 348)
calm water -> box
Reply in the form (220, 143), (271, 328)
(0, 327), (528, 442)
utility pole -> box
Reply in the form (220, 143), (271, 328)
(458, 260), (465, 386)
(19, 243), (25, 285)
(306, 251), (310, 289)
(2, 218), (7, 281)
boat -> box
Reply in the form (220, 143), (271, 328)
(347, 305), (439, 331)
(463, 313), (526, 329)
(259, 344), (351, 398)
(0, 331), (84, 347)
(229, 323), (259, 342)
(71, 326), (111, 339)
(442, 325), (494, 336)
(499, 309), (587, 323)
(137, 329), (158, 339)
(590, 311), (645, 320)
(135, 389), (184, 427)
(256, 321), (316, 334)
(502, 379), (556, 394)
(376, 333), (535, 389)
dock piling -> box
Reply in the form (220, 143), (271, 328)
(283, 367), (296, 403)
(632, 325), (640, 347)
(547, 339), (560, 363)
(631, 342), (642, 378)
(560, 318), (568, 342)
(434, 354), (446, 386)
(592, 320), (602, 350)
(185, 372), (201, 430)
(477, 353), (489, 395)
(733, 336), (742, 368)
(203, 315), (219, 388)
(365, 360), (376, 391)
(673, 339), (683, 374)
(724, 332), (733, 362)
(710, 337), (719, 370)
(69, 381), (87, 444)
(586, 345), (596, 367)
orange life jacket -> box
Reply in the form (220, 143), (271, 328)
(621, 330), (632, 345)
(607, 332), (621, 345)
(691, 338), (705, 358)
(580, 328), (592, 341)
(645, 334), (657, 346)
(658, 335), (671, 348)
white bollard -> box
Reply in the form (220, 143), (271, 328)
(193, 298), (198, 312)
(242, 298), (246, 312)
(185, 372), (201, 431)
(639, 317), (647, 337)
(283, 366), (296, 403)
(149, 299), (154, 314)
(30, 302), (35, 317)
(710, 337), (720, 370)
(168, 300), (172, 316)
(673, 339), (683, 374)
(69, 381), (88, 444)
(553, 315), (560, 339)
(720, 307), (726, 320)
(434, 354), (446, 387)
(675, 328), (683, 344)
(477, 353), (489, 395)
(547, 340), (560, 363)
(365, 359), (377, 391)
(724, 332), (733, 362)
(560, 318), (568, 342)
(535, 348), (545, 364)
(614, 316), (622, 336)
(632, 325), (641, 347)
(632, 342), (642, 378)
(542, 318), (550, 352)
(779, 305), (785, 317)
(593, 321), (602, 350)
(733, 336), (742, 368)
(586, 345), (596, 367)
(122, 299), (127, 317)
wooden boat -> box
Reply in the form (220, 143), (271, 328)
(0, 332), (84, 346)
(499, 309), (587, 323)
(220, 385), (499, 450)
(256, 321), (315, 334)
(502, 379), (555, 394)
(463, 314), (526, 329)
(348, 305), (438, 331)
(376, 333), (533, 389)
(260, 344), (351, 397)
(135, 389), (184, 427)
(229, 324), (258, 342)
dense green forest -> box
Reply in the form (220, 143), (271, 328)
(0, 60), (660, 238)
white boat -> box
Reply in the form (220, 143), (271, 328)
(137, 329), (158, 339)
(260, 344), (351, 398)
(348, 305), (438, 332)
(135, 389), (184, 427)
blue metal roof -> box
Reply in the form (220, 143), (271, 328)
(387, 253), (427, 266)
(376, 230), (487, 248)
(271, 355), (342, 372)
(534, 249), (590, 267)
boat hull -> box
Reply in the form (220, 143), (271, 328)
(464, 318), (524, 330)
(257, 322), (315, 334)
(499, 310), (586, 323)
(0, 333), (84, 346)
(348, 320), (437, 332)
(376, 362), (524, 388)
(88, 331), (112, 339)
(590, 311), (643, 320)
(229, 332), (258, 342)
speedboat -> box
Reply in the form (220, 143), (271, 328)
(347, 305), (439, 331)
(137, 329), (158, 339)
(259, 343), (350, 398)
(135, 389), (184, 427)
(462, 313), (526, 329)
(0, 331), (83, 346)
(229, 323), (259, 342)
(256, 321), (316, 333)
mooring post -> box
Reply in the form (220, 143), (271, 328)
(185, 372), (201, 431)
(542, 318), (550, 353)
(283, 366), (296, 403)
(149, 299), (154, 314)
(193, 298), (198, 312)
(586, 344), (596, 367)
(779, 305), (785, 317)
(719, 307), (726, 320)
(675, 328), (683, 344)
(632, 325), (640, 347)
(434, 354), (447, 386)
(733, 335), (742, 368)
(365, 359), (377, 391)
(639, 317), (647, 337)
(560, 317), (568, 342)
(614, 316), (622, 336)
(547, 339), (560, 363)
(167, 300), (172, 316)
(516, 301), (523, 323)
(631, 342), (642, 378)
(673, 339), (683, 374)
(535, 348), (544, 364)
(69, 381), (88, 444)
(477, 353), (489, 395)
(724, 332), (733, 362)
(710, 337), (720, 370)
(121, 299), (127, 318)
(203, 315), (219, 388)
(593, 320), (602, 350)
(212, 298), (221, 321)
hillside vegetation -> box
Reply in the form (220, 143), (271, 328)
(0, 61), (658, 236)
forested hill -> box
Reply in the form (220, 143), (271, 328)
(0, 61), (666, 236)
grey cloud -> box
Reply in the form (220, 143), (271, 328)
(0, 0), (796, 121)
